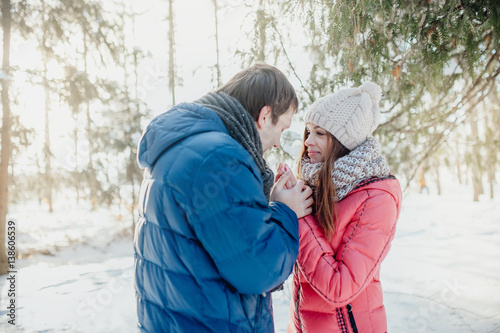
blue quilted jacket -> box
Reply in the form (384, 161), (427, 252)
(134, 102), (299, 332)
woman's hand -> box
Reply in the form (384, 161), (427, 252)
(275, 162), (296, 190)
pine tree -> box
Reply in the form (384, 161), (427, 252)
(278, 0), (500, 188)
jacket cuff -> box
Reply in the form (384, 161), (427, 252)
(270, 201), (298, 240)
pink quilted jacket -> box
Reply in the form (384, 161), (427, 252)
(288, 176), (402, 333)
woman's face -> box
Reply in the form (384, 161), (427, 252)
(304, 122), (332, 163)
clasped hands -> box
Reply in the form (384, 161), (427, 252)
(270, 163), (314, 218)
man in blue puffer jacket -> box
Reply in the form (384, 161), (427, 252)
(134, 63), (314, 332)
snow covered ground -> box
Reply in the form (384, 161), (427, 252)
(1, 176), (500, 332)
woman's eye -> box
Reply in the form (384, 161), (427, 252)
(317, 132), (325, 136)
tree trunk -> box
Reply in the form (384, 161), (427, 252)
(41, 1), (53, 212)
(469, 109), (483, 202)
(36, 153), (43, 205)
(131, 18), (139, 235)
(488, 167), (494, 199)
(168, 0), (175, 105)
(73, 121), (80, 205)
(86, 101), (96, 210)
(486, 87), (500, 199)
(0, 0), (12, 276)
(212, 0), (222, 87)
(128, 151), (136, 228)
(257, 0), (266, 62)
(435, 167), (441, 196)
(43, 62), (53, 212)
(455, 139), (462, 184)
(83, 31), (97, 210)
(486, 113), (496, 200)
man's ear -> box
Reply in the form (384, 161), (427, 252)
(256, 106), (272, 129)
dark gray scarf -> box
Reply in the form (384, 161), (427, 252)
(195, 92), (274, 201)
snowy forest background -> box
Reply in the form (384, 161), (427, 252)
(0, 0), (499, 332)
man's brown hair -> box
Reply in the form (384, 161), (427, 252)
(216, 62), (298, 124)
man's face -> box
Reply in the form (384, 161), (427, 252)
(258, 105), (295, 153)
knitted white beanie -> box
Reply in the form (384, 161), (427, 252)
(304, 82), (382, 150)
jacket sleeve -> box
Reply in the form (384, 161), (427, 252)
(297, 190), (398, 306)
(185, 147), (299, 295)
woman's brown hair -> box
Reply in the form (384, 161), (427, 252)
(297, 126), (350, 240)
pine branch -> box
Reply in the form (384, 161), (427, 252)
(270, 19), (314, 103)
(405, 68), (499, 187)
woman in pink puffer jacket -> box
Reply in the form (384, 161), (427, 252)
(284, 82), (402, 333)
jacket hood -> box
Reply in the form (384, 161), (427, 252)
(137, 102), (226, 169)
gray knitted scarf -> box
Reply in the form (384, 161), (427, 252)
(300, 137), (390, 201)
(195, 92), (274, 201)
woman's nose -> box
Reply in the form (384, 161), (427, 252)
(305, 136), (314, 146)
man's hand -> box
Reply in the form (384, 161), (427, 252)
(271, 170), (314, 218)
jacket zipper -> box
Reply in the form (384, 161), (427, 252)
(253, 294), (263, 331)
(346, 304), (359, 333)
(294, 264), (304, 332)
(335, 308), (349, 333)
